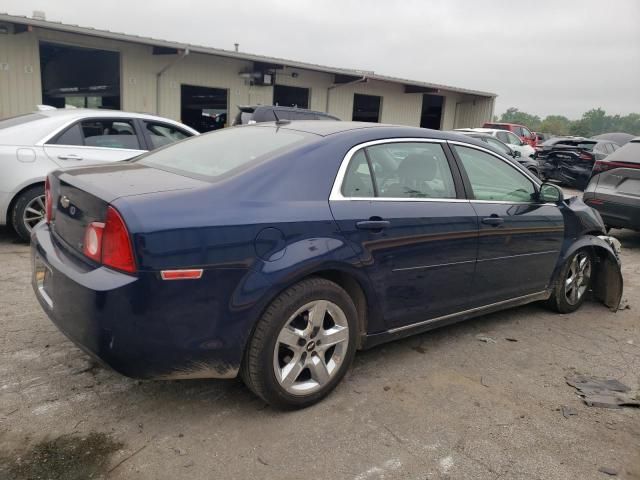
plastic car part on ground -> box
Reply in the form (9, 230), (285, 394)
(565, 374), (640, 409)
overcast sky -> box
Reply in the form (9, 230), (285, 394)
(3, 0), (639, 118)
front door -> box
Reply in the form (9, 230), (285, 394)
(329, 140), (478, 329)
(450, 143), (564, 305)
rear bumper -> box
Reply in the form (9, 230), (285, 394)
(584, 197), (640, 231)
(30, 223), (255, 379)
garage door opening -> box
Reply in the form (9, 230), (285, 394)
(273, 85), (309, 109)
(40, 42), (120, 110)
(420, 94), (444, 130)
(352, 94), (381, 123)
(181, 85), (228, 133)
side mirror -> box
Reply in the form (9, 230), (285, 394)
(512, 150), (521, 158)
(539, 183), (564, 203)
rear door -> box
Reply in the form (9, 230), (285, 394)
(44, 118), (146, 166)
(450, 142), (564, 304)
(329, 139), (478, 329)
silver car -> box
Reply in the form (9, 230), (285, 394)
(0, 108), (199, 240)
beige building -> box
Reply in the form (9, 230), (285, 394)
(0, 12), (496, 131)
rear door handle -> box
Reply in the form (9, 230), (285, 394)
(481, 216), (504, 226)
(356, 220), (390, 230)
(57, 154), (83, 161)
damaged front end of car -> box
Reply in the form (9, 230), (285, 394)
(556, 197), (624, 311)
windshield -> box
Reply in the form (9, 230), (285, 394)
(139, 125), (313, 180)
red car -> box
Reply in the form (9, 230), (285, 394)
(483, 122), (538, 147)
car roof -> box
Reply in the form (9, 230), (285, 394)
(254, 120), (461, 138)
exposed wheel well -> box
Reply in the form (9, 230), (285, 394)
(309, 270), (369, 348)
(6, 182), (45, 228)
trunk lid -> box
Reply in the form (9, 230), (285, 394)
(49, 162), (206, 255)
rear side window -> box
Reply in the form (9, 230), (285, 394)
(341, 142), (456, 199)
(144, 121), (192, 149)
(496, 132), (511, 144)
(81, 120), (140, 149)
(53, 123), (84, 146)
(454, 145), (536, 202)
(341, 150), (374, 197)
(0, 113), (46, 129)
(139, 126), (312, 180)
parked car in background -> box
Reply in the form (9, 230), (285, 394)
(31, 121), (622, 409)
(0, 108), (198, 241)
(232, 105), (340, 125)
(482, 122), (538, 147)
(537, 138), (619, 189)
(534, 132), (552, 144)
(456, 128), (536, 159)
(584, 138), (640, 231)
(453, 131), (541, 177)
(592, 132), (634, 146)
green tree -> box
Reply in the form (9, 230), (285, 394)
(539, 115), (571, 136)
(498, 108), (542, 131)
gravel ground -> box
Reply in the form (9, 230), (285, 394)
(1, 196), (639, 479)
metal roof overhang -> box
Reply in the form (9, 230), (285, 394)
(0, 13), (497, 98)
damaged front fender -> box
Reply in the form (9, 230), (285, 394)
(554, 235), (624, 311)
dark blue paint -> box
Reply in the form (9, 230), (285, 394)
(31, 122), (617, 380)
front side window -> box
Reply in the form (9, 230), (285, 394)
(145, 121), (192, 150)
(81, 119), (141, 149)
(341, 142), (456, 199)
(453, 145), (536, 203)
(521, 127), (532, 138)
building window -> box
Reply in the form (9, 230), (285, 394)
(273, 85), (309, 109)
(352, 94), (381, 122)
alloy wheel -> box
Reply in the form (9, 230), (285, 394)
(273, 300), (350, 395)
(565, 252), (591, 305)
(23, 195), (46, 232)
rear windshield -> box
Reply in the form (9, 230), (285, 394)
(605, 140), (640, 164)
(138, 125), (312, 179)
(0, 113), (46, 129)
(484, 123), (509, 131)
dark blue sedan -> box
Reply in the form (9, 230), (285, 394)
(31, 121), (623, 408)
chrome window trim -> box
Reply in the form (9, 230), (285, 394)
(330, 137), (547, 204)
(329, 137), (460, 203)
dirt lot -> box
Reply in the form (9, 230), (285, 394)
(1, 203), (639, 479)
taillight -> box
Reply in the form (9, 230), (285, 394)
(579, 152), (594, 161)
(44, 176), (52, 223)
(82, 206), (136, 274)
(592, 161), (609, 174)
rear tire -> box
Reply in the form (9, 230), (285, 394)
(547, 249), (593, 313)
(241, 277), (358, 409)
(11, 186), (45, 242)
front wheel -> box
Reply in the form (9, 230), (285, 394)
(547, 249), (593, 313)
(241, 277), (358, 409)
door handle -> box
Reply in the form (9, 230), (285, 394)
(57, 154), (83, 161)
(356, 220), (390, 230)
(481, 216), (504, 226)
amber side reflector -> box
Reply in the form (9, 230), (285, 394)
(160, 269), (203, 280)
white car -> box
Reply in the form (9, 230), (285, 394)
(0, 109), (199, 241)
(456, 128), (536, 159)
